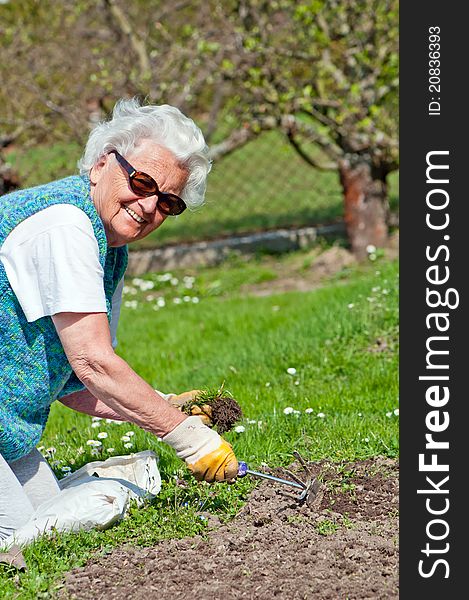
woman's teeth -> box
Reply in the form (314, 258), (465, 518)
(124, 206), (145, 223)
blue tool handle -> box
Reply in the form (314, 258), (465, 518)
(238, 460), (249, 477)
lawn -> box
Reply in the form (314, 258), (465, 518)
(0, 253), (398, 598)
(5, 133), (399, 248)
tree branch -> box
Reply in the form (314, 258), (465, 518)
(280, 115), (342, 162)
(154, 0), (193, 22)
(286, 131), (337, 171)
(0, 121), (46, 148)
(204, 77), (226, 143)
(208, 117), (276, 161)
(103, 0), (151, 80)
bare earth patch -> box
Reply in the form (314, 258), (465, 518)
(62, 457), (398, 600)
(241, 233), (398, 297)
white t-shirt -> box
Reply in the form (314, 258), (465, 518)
(0, 204), (123, 347)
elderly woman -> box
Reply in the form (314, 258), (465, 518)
(0, 98), (238, 544)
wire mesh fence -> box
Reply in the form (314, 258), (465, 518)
(136, 130), (344, 249)
(2, 130), (345, 249)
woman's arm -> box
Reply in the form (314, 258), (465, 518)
(52, 311), (186, 437)
(59, 389), (127, 421)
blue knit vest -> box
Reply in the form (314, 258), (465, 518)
(0, 175), (128, 462)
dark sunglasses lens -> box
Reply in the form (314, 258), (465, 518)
(131, 173), (157, 196)
(158, 194), (187, 216)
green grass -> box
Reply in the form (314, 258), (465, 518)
(0, 254), (398, 597)
(6, 142), (82, 187)
(5, 133), (399, 248)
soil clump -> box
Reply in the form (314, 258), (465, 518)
(179, 389), (243, 433)
(209, 397), (243, 434)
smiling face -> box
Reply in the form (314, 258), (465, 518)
(89, 140), (188, 247)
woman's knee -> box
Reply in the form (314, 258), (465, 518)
(9, 448), (60, 510)
(0, 453), (35, 541)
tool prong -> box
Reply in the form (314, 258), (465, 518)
(292, 451), (314, 478)
(311, 478), (320, 495)
(305, 478), (321, 506)
(282, 468), (307, 489)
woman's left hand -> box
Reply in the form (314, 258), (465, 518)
(164, 390), (214, 426)
(166, 389), (202, 409)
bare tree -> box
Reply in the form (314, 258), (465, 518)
(0, 0), (398, 259)
(206, 0), (399, 258)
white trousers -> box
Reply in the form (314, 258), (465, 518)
(0, 449), (60, 542)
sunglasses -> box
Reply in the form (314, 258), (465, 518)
(110, 149), (187, 216)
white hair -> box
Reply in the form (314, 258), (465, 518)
(78, 98), (212, 209)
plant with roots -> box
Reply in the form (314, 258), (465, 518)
(169, 383), (243, 434)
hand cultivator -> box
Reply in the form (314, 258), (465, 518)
(237, 451), (320, 506)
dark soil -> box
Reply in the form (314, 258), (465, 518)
(181, 394), (243, 433)
(62, 457), (398, 600)
(210, 397), (243, 434)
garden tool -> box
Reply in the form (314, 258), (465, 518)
(237, 451), (320, 506)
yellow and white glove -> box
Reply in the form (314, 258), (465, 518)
(162, 416), (238, 483)
(162, 390), (201, 408)
(156, 389), (213, 426)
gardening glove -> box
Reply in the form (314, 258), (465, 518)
(157, 389), (213, 426)
(162, 416), (238, 482)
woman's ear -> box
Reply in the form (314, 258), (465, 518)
(89, 154), (109, 185)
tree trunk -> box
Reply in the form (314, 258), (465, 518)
(0, 157), (20, 196)
(339, 157), (389, 261)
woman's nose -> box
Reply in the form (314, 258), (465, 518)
(138, 195), (158, 214)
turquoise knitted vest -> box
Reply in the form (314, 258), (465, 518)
(0, 175), (128, 462)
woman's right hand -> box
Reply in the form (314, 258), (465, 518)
(162, 416), (238, 482)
